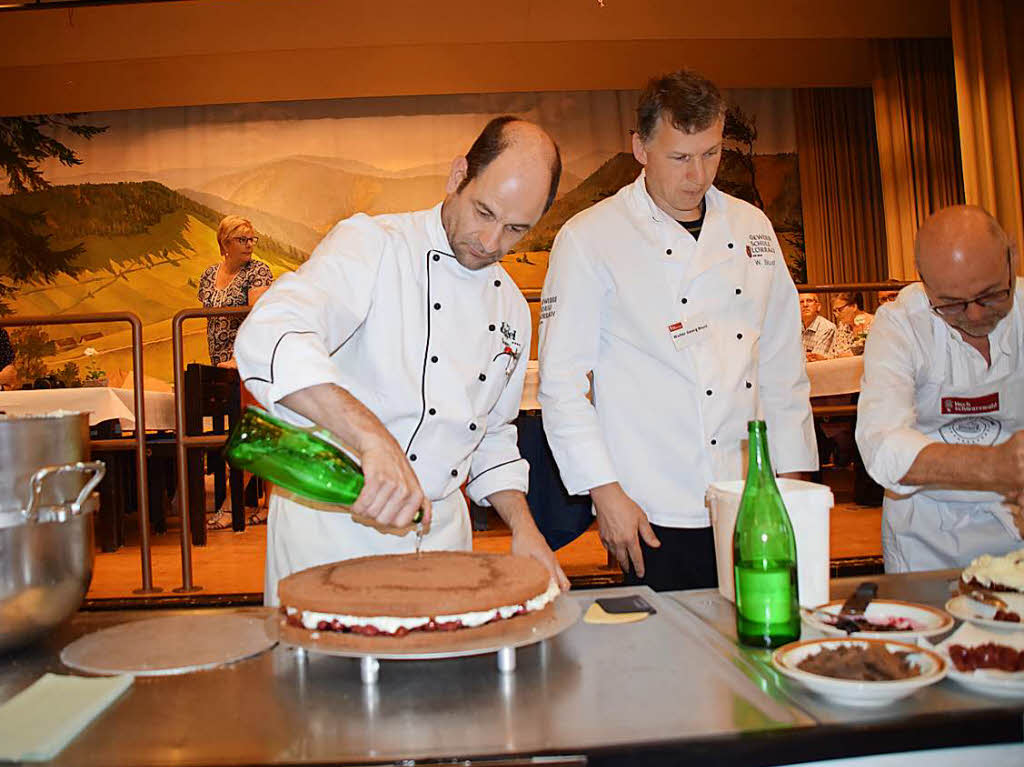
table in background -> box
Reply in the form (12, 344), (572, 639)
(806, 355), (864, 398)
(0, 387), (177, 551)
(0, 386), (174, 431)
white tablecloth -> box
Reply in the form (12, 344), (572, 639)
(521, 356), (864, 410)
(522, 360), (541, 411)
(0, 387), (176, 431)
(806, 356), (864, 398)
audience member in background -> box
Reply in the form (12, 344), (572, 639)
(198, 216), (274, 530)
(857, 205), (1024, 571)
(800, 294), (837, 361)
(831, 291), (874, 356)
(0, 328), (17, 391)
(198, 216), (274, 368)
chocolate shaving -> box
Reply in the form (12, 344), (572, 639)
(797, 644), (921, 681)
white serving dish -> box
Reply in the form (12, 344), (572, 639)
(772, 637), (947, 707)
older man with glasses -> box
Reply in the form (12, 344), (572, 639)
(856, 205), (1024, 572)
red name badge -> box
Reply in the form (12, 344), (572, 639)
(941, 393), (999, 415)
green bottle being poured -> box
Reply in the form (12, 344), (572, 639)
(733, 420), (800, 649)
(224, 407), (366, 505)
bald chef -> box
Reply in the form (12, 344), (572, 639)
(539, 70), (817, 592)
(857, 205), (1024, 572)
(234, 117), (569, 603)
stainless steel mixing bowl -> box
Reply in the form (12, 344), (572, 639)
(0, 461), (105, 654)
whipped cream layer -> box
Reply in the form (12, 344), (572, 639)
(962, 548), (1024, 591)
(286, 579), (560, 635)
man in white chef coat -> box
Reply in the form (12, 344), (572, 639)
(538, 70), (817, 591)
(857, 205), (1024, 572)
(234, 117), (569, 603)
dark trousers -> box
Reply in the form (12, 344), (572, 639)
(623, 524), (719, 592)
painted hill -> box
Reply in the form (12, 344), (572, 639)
(178, 187), (324, 254)
(512, 151), (641, 252)
(3, 181), (306, 381)
(198, 158), (448, 234)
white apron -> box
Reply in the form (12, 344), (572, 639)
(263, 489), (471, 606)
(882, 323), (1024, 572)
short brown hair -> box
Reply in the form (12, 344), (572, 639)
(458, 116), (562, 214)
(636, 70), (726, 142)
(832, 291), (864, 310)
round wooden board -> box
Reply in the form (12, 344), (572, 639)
(61, 613), (276, 676)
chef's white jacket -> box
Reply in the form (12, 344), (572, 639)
(538, 173), (817, 528)
(234, 204), (531, 602)
(856, 282), (1024, 572)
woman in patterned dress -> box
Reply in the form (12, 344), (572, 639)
(198, 216), (274, 528)
(198, 216), (274, 367)
(830, 291), (874, 357)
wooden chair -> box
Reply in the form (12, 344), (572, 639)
(184, 363), (244, 545)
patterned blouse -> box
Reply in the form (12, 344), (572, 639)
(197, 259), (274, 366)
(831, 312), (874, 357)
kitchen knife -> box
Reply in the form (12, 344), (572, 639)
(839, 581), (878, 619)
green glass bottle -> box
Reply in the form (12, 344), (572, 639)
(224, 406), (365, 505)
(733, 420), (800, 649)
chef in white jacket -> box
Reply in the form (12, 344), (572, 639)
(539, 70), (817, 591)
(234, 117), (569, 603)
(857, 205), (1024, 572)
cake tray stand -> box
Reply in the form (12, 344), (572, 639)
(267, 595), (580, 684)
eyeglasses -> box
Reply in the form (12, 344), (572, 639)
(929, 249), (1014, 317)
(232, 236), (258, 246)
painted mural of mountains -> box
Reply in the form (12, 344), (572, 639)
(177, 187), (325, 254)
(197, 157), (448, 234)
(3, 180), (307, 381)
(512, 151), (642, 253)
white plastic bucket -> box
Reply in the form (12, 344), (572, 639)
(707, 478), (833, 608)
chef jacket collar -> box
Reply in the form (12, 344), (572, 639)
(626, 172), (736, 276)
(627, 170), (729, 229)
(426, 201), (503, 282)
(427, 202), (455, 256)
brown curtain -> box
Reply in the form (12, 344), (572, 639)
(951, 0), (1024, 263)
(873, 38), (965, 280)
(795, 88), (888, 285)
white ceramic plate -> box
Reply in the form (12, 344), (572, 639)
(929, 622), (1024, 698)
(802, 599), (954, 640)
(772, 637), (947, 707)
(945, 595), (1024, 633)
(945, 667), (1024, 698)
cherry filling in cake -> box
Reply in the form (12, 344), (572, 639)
(282, 605), (529, 636)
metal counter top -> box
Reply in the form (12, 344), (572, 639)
(2, 574), (1022, 766)
(669, 570), (1024, 761)
(0, 588), (812, 766)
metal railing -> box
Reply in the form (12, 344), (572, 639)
(2, 278), (904, 597)
(796, 280), (912, 295)
(169, 305), (251, 592)
(0, 312), (161, 593)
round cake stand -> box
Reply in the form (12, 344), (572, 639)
(269, 595), (580, 684)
